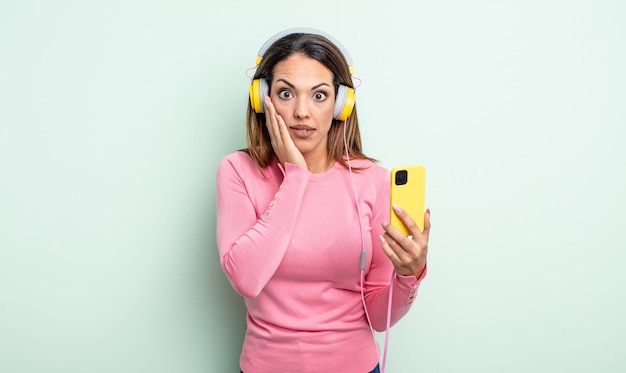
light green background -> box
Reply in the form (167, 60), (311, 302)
(1, 0), (624, 372)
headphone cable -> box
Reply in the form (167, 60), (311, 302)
(343, 121), (393, 373)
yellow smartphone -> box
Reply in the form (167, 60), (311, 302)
(390, 164), (426, 235)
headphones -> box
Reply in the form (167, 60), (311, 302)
(249, 27), (356, 121)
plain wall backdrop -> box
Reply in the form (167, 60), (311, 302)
(1, 0), (624, 372)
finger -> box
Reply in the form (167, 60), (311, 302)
(381, 232), (424, 276)
(422, 208), (431, 240)
(275, 110), (292, 144)
(264, 96), (280, 138)
(381, 220), (413, 253)
(265, 96), (291, 144)
(387, 234), (415, 263)
(391, 204), (422, 238)
(381, 220), (415, 259)
(379, 234), (402, 265)
(265, 97), (292, 163)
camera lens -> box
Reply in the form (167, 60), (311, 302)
(395, 170), (408, 185)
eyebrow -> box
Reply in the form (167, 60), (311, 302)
(275, 78), (331, 91)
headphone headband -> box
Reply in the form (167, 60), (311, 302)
(255, 27), (354, 75)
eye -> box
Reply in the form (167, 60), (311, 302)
(313, 91), (328, 101)
(278, 89), (293, 99)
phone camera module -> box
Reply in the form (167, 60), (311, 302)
(395, 170), (408, 186)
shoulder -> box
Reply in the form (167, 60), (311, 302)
(339, 159), (390, 193)
(217, 151), (280, 183)
(346, 158), (389, 178)
(219, 150), (252, 166)
(217, 151), (258, 179)
(218, 150), (268, 172)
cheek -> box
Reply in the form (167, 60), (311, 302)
(319, 101), (335, 120)
(271, 101), (290, 119)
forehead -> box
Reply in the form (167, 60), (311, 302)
(272, 54), (333, 84)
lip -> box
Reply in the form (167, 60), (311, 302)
(289, 125), (315, 138)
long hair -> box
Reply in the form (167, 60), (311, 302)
(244, 31), (376, 170)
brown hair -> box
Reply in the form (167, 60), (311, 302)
(243, 32), (376, 170)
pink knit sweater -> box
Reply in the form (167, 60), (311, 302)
(216, 151), (426, 373)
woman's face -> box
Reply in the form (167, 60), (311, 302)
(270, 53), (335, 165)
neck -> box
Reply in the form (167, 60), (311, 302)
(305, 155), (334, 174)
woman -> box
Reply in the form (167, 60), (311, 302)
(216, 28), (431, 373)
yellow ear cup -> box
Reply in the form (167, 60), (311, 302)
(335, 85), (356, 121)
(250, 79), (263, 113)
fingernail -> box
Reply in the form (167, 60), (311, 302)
(392, 204), (403, 214)
(378, 235), (385, 243)
(381, 221), (388, 227)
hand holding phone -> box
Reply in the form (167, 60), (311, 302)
(389, 164), (426, 235)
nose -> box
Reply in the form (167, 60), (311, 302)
(294, 97), (310, 119)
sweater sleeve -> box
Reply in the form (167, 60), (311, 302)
(216, 155), (310, 298)
(362, 169), (428, 331)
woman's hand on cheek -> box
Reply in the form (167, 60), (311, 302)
(379, 207), (431, 278)
(264, 96), (307, 169)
